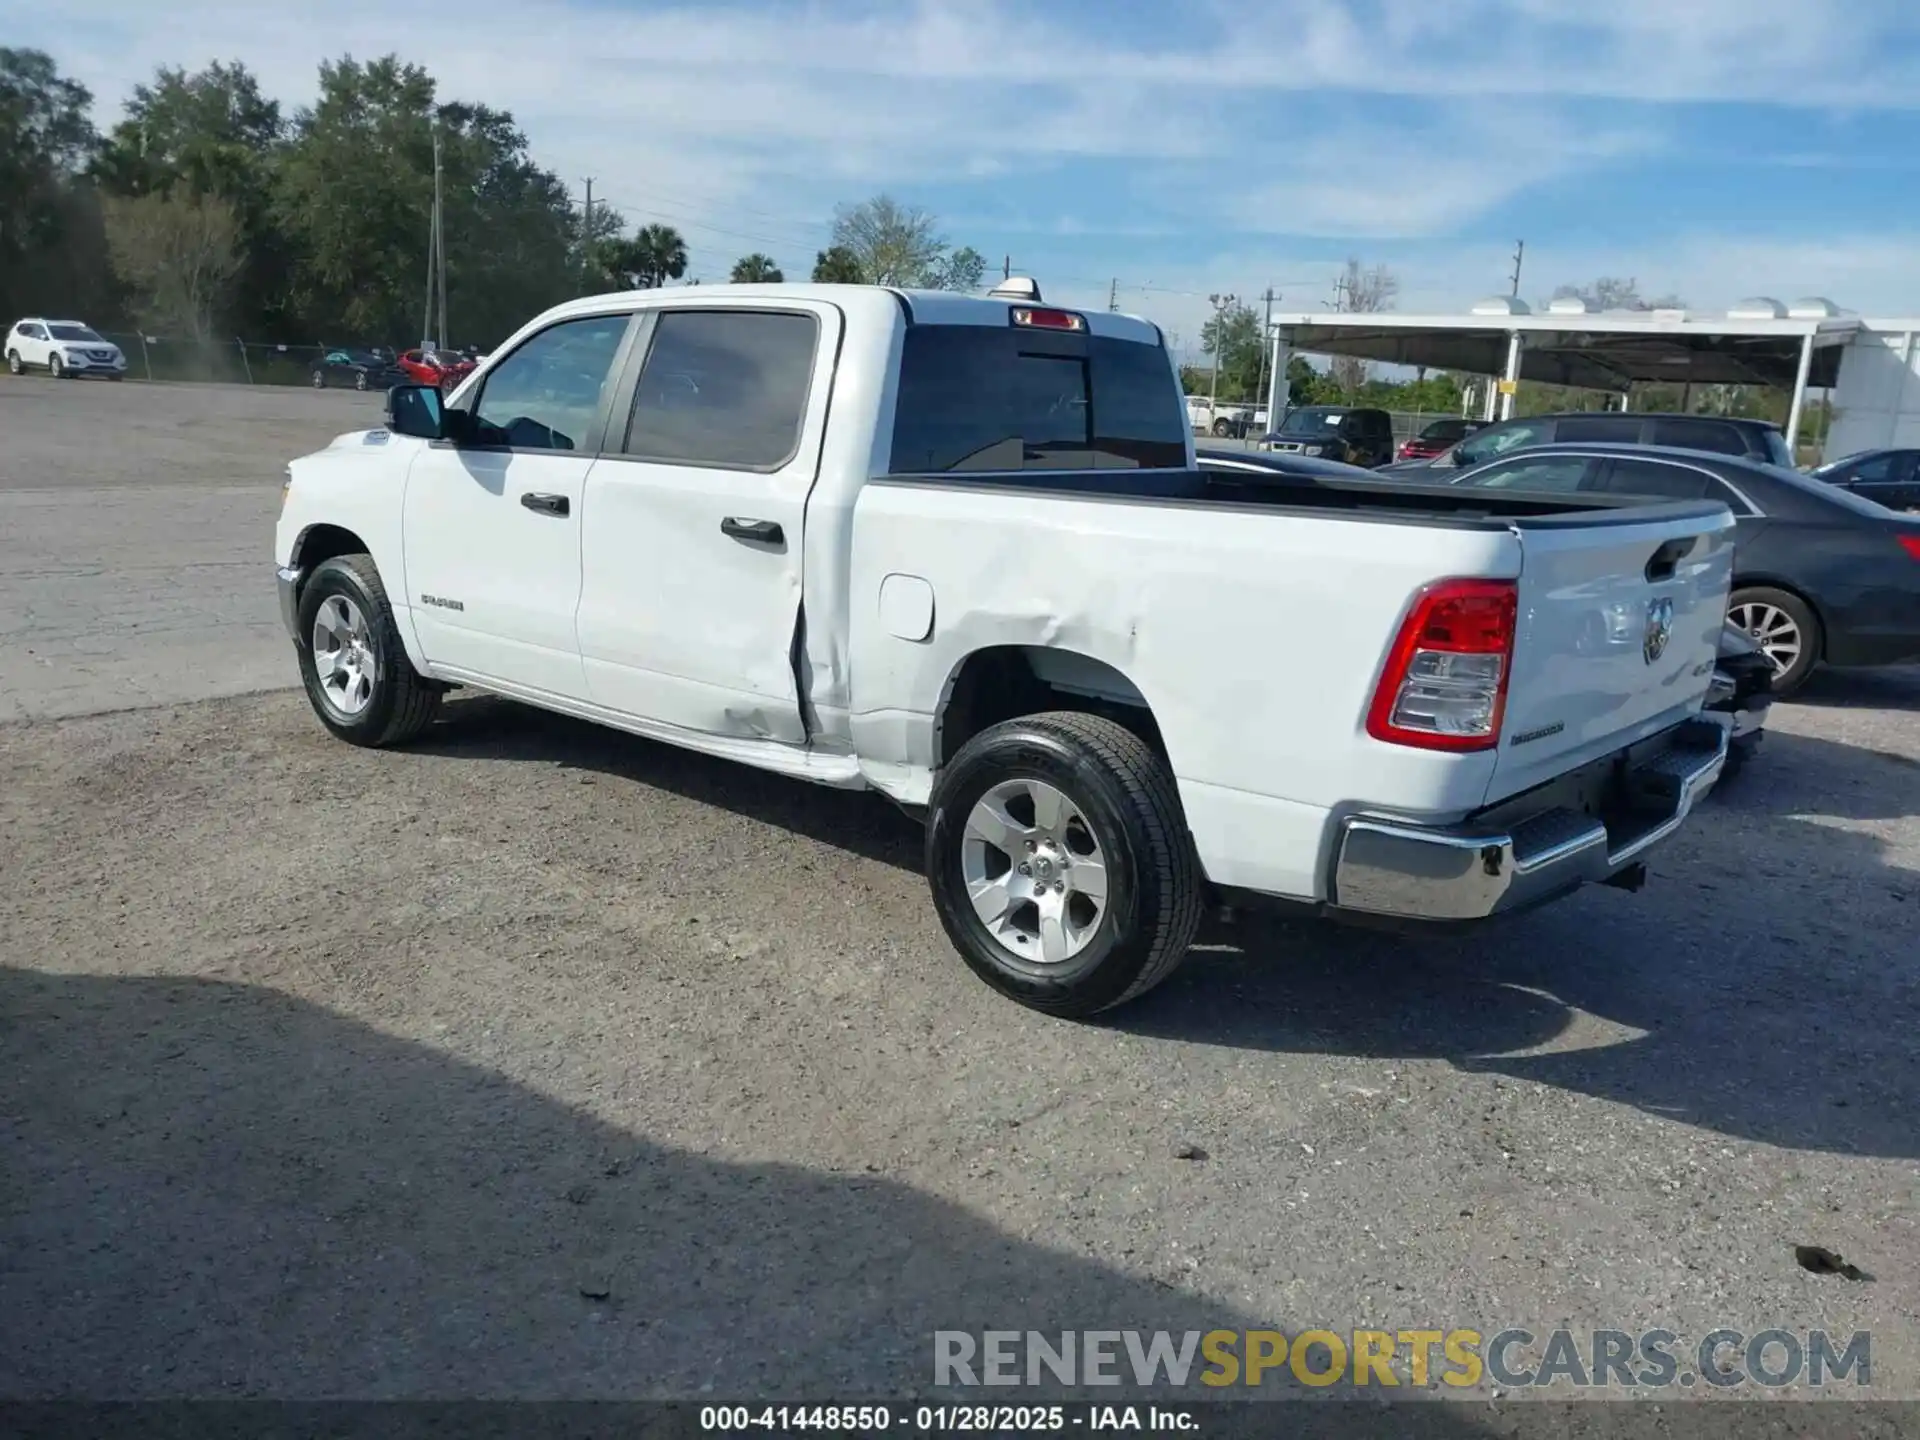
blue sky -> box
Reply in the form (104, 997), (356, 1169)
(25, 0), (1920, 351)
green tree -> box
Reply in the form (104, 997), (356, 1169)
(811, 245), (864, 283)
(101, 190), (244, 341)
(617, 223), (688, 289)
(729, 252), (782, 283)
(933, 244), (986, 292)
(0, 48), (103, 322)
(273, 55), (578, 347)
(1199, 301), (1265, 402)
(830, 194), (945, 286)
(93, 62), (293, 334)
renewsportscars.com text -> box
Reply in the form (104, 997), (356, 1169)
(934, 1328), (1870, 1390)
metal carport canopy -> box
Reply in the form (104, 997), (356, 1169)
(1266, 309), (1857, 390)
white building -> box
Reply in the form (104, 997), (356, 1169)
(1263, 296), (1920, 460)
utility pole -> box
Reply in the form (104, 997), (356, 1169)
(433, 125), (448, 351)
(581, 177), (595, 292)
(1254, 286), (1277, 417)
(1509, 239), (1525, 299)
(1207, 292), (1237, 411)
(1108, 277), (1118, 312)
(1003, 254), (1012, 281)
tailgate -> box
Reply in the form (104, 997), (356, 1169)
(1489, 502), (1736, 802)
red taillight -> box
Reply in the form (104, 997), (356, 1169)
(1897, 534), (1920, 561)
(1366, 578), (1518, 752)
(1011, 306), (1086, 332)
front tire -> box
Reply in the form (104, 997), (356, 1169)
(354, 370), (369, 391)
(48, 353), (65, 379)
(1728, 586), (1820, 698)
(295, 554), (442, 747)
(1211, 418), (1233, 437)
(5, 350), (20, 375)
(926, 712), (1203, 1018)
(311, 368), (327, 389)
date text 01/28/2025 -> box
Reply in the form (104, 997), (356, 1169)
(700, 1405), (1194, 1432)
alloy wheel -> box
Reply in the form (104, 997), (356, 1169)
(961, 778), (1110, 966)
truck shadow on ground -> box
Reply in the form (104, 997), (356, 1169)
(408, 697), (1918, 1162)
(3, 965), (1506, 1433)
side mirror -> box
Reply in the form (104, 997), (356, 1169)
(386, 383), (447, 440)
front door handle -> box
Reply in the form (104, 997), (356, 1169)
(721, 516), (783, 544)
(520, 492), (569, 517)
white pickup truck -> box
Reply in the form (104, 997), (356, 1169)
(275, 279), (1734, 1016)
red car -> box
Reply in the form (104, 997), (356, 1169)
(395, 347), (477, 389)
(1397, 417), (1486, 462)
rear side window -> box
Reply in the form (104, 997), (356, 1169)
(1649, 418), (1746, 456)
(1601, 458), (1712, 500)
(1555, 415), (1641, 444)
(888, 324), (1187, 472)
(624, 310), (819, 470)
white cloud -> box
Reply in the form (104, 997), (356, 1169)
(19, 0), (1920, 282)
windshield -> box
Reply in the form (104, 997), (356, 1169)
(1276, 408), (1346, 437)
(1417, 419), (1469, 442)
(49, 324), (104, 343)
(1809, 450), (1863, 477)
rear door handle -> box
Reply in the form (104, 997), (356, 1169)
(520, 492), (569, 517)
(721, 516), (783, 544)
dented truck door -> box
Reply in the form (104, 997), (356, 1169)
(574, 302), (842, 743)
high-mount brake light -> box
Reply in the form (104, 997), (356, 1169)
(1365, 577), (1518, 752)
(1011, 306), (1085, 332)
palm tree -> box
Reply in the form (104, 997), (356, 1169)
(810, 245), (865, 284)
(626, 224), (689, 289)
(730, 253), (783, 283)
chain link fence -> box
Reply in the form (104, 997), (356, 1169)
(93, 333), (398, 387)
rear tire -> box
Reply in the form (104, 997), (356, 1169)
(926, 711), (1203, 1018)
(355, 370), (369, 391)
(311, 368), (327, 389)
(295, 554), (442, 747)
(1211, 418), (1233, 437)
(1728, 586), (1820, 698)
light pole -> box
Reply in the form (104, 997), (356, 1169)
(1207, 291), (1237, 413)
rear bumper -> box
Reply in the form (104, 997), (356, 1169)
(1331, 716), (1728, 922)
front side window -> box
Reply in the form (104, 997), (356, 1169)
(623, 310), (819, 469)
(1457, 420), (1547, 466)
(1457, 455), (1595, 491)
(1843, 453), (1897, 484)
(470, 314), (630, 452)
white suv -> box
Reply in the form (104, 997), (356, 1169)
(6, 318), (128, 380)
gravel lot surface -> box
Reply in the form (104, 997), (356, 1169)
(2, 381), (1917, 1414)
(0, 377), (381, 720)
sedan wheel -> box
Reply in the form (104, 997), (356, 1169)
(311, 369), (326, 389)
(355, 370), (369, 391)
(1728, 586), (1820, 697)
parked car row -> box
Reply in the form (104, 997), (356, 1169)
(312, 346), (482, 392)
